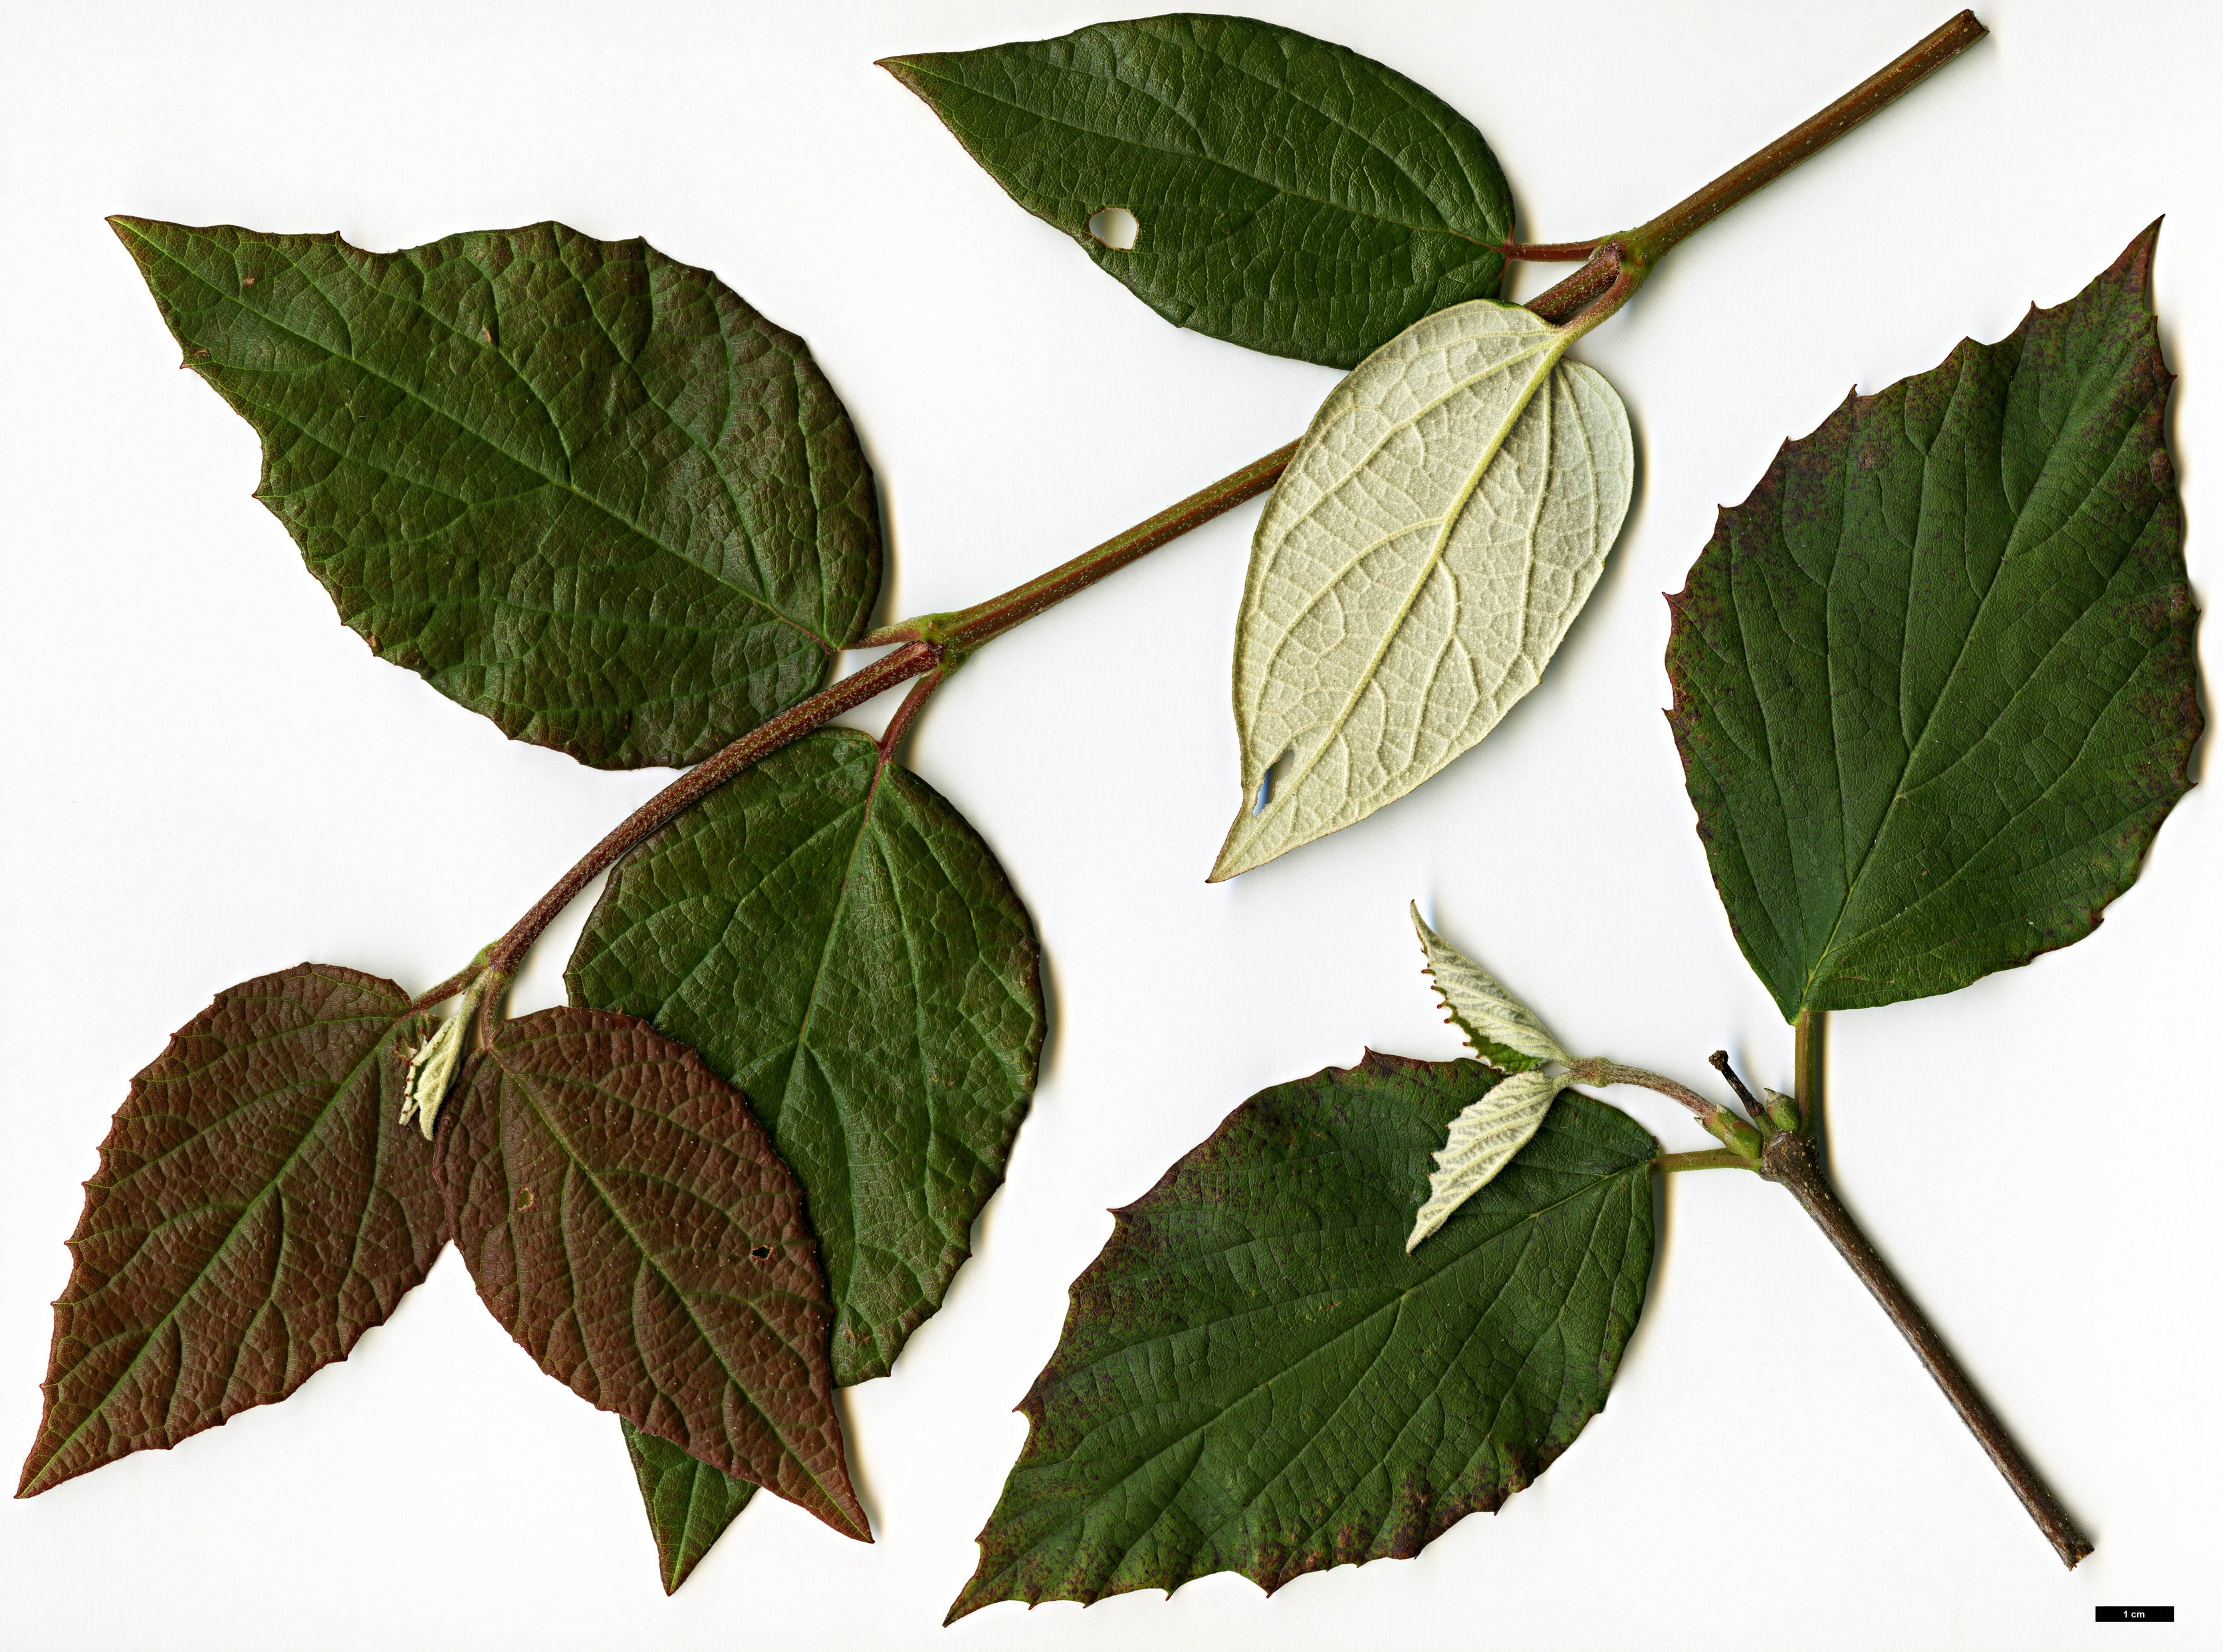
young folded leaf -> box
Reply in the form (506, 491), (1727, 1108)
(621, 1421), (757, 1595)
(568, 729), (1043, 1387)
(112, 219), (881, 769)
(953, 1055), (1653, 1619)
(1408, 1068), (1564, 1251)
(20, 966), (442, 1496)
(1667, 224), (2199, 1020)
(1213, 302), (1633, 879)
(1411, 903), (1571, 1071)
(884, 15), (1514, 368)
(434, 1006), (868, 1540)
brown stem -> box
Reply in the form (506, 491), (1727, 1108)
(861, 441), (1298, 654)
(1761, 1130), (2094, 1570)
(483, 642), (940, 975)
(1499, 239), (1602, 263)
(1564, 1057), (1722, 1123)
(1527, 250), (1625, 327)
(407, 965), (479, 1014)
(1522, 13), (1986, 334)
(876, 669), (943, 761)
(1623, 12), (1986, 269)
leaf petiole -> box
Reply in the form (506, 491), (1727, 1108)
(1654, 1149), (1754, 1173)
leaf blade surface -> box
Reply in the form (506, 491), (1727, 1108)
(622, 1419), (757, 1595)
(112, 217), (881, 768)
(952, 1054), (1654, 1618)
(568, 729), (1044, 1385)
(1215, 302), (1633, 878)
(19, 965), (442, 1496)
(1666, 225), (2200, 1019)
(885, 15), (1513, 367)
(436, 1006), (868, 1539)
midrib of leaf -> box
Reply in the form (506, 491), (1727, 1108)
(495, 1046), (851, 1518)
(121, 223), (838, 653)
(676, 1467), (721, 1588)
(1252, 335), (1556, 596)
(1246, 335), (1567, 839)
(902, 64), (1498, 249)
(1003, 1163), (1628, 1570)
(774, 758), (885, 1305)
(1796, 366), (2163, 1006)
(26, 1014), (400, 1490)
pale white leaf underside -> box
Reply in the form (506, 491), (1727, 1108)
(1213, 299), (1633, 880)
(1411, 904), (1570, 1067)
(1407, 1067), (1562, 1251)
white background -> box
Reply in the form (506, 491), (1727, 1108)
(2, 3), (2216, 1647)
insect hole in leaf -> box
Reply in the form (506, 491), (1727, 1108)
(1086, 205), (1138, 249)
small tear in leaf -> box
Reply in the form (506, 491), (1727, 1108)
(1254, 746), (1299, 816)
(1086, 206), (1139, 251)
(750, 1245), (772, 1261)
(517, 1187), (535, 1211)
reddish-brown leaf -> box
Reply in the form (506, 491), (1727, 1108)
(19, 965), (444, 1497)
(435, 1006), (869, 1540)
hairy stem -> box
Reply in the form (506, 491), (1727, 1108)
(1761, 1131), (2094, 1570)
(876, 669), (943, 761)
(1623, 11), (1986, 269)
(482, 642), (940, 975)
(860, 442), (1296, 653)
(1498, 238), (1603, 263)
(1527, 11), (1987, 336)
(1563, 1058), (1721, 1123)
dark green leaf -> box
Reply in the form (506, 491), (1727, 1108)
(622, 1420), (757, 1595)
(1667, 225), (2199, 1020)
(435, 1006), (869, 1540)
(885, 16), (1512, 368)
(568, 729), (1043, 1386)
(951, 1054), (1654, 1619)
(112, 217), (881, 768)
(19, 966), (442, 1496)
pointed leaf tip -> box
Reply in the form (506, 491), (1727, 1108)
(1666, 229), (2196, 1019)
(1407, 1067), (1563, 1250)
(953, 1061), (1655, 1613)
(435, 1006), (868, 1540)
(113, 219), (882, 768)
(20, 966), (442, 1496)
(888, 15), (1515, 366)
(622, 1421), (757, 1594)
(1410, 905), (1571, 1071)
(567, 730), (1042, 1389)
